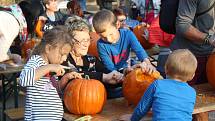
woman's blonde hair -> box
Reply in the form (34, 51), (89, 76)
(65, 17), (90, 45)
(165, 49), (197, 82)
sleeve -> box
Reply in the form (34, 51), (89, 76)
(18, 59), (37, 87)
(97, 40), (116, 72)
(176, 0), (197, 35)
(131, 81), (156, 121)
(128, 30), (148, 61)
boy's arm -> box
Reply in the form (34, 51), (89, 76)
(131, 81), (156, 121)
(97, 42), (116, 72)
(129, 30), (148, 61)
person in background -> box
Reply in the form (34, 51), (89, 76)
(77, 0), (87, 13)
(35, 0), (68, 38)
(67, 0), (84, 17)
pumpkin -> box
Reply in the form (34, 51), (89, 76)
(35, 20), (45, 38)
(64, 76), (106, 115)
(133, 24), (154, 49)
(206, 53), (215, 88)
(122, 68), (161, 105)
(87, 32), (100, 58)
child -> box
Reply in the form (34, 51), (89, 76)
(92, 9), (155, 74)
(35, 0), (68, 37)
(130, 49), (197, 121)
(19, 26), (81, 120)
(92, 9), (155, 98)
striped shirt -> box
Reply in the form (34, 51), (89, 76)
(19, 55), (63, 121)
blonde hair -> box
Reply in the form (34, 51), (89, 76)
(165, 49), (197, 82)
(92, 9), (117, 33)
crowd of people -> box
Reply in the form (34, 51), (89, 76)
(0, 0), (214, 120)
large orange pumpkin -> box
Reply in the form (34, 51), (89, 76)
(123, 68), (161, 105)
(64, 76), (106, 115)
(133, 24), (154, 49)
(87, 32), (100, 58)
(206, 53), (215, 88)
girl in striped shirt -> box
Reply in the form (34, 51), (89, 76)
(19, 26), (82, 121)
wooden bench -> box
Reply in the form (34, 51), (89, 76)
(4, 107), (24, 121)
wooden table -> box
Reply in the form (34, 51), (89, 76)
(0, 66), (23, 121)
(63, 83), (215, 121)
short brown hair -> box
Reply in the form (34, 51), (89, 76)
(43, 0), (57, 8)
(113, 8), (125, 17)
(67, 0), (84, 17)
(165, 49), (197, 82)
(92, 9), (117, 33)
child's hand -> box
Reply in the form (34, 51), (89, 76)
(63, 72), (82, 80)
(132, 62), (156, 74)
(49, 64), (66, 76)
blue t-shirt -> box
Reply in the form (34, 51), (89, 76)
(131, 79), (196, 121)
(97, 29), (148, 72)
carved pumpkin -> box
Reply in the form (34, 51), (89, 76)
(88, 32), (100, 58)
(64, 76), (106, 115)
(133, 24), (154, 49)
(206, 53), (215, 88)
(122, 68), (161, 105)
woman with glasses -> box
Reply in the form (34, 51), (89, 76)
(62, 17), (123, 94)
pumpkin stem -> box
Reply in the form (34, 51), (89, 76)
(85, 75), (90, 80)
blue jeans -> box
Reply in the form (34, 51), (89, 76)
(78, 0), (87, 11)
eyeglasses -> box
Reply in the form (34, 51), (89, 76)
(73, 37), (90, 46)
(119, 19), (126, 23)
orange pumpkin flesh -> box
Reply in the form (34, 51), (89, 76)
(64, 77), (106, 115)
(206, 53), (215, 88)
(123, 68), (160, 105)
(133, 24), (154, 49)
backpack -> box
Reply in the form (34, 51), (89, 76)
(159, 0), (215, 34)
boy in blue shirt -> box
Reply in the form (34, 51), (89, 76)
(130, 49), (197, 121)
(92, 10), (155, 98)
(92, 9), (155, 74)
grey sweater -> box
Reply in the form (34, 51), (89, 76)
(170, 0), (215, 56)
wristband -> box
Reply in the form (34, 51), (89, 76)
(203, 34), (212, 44)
